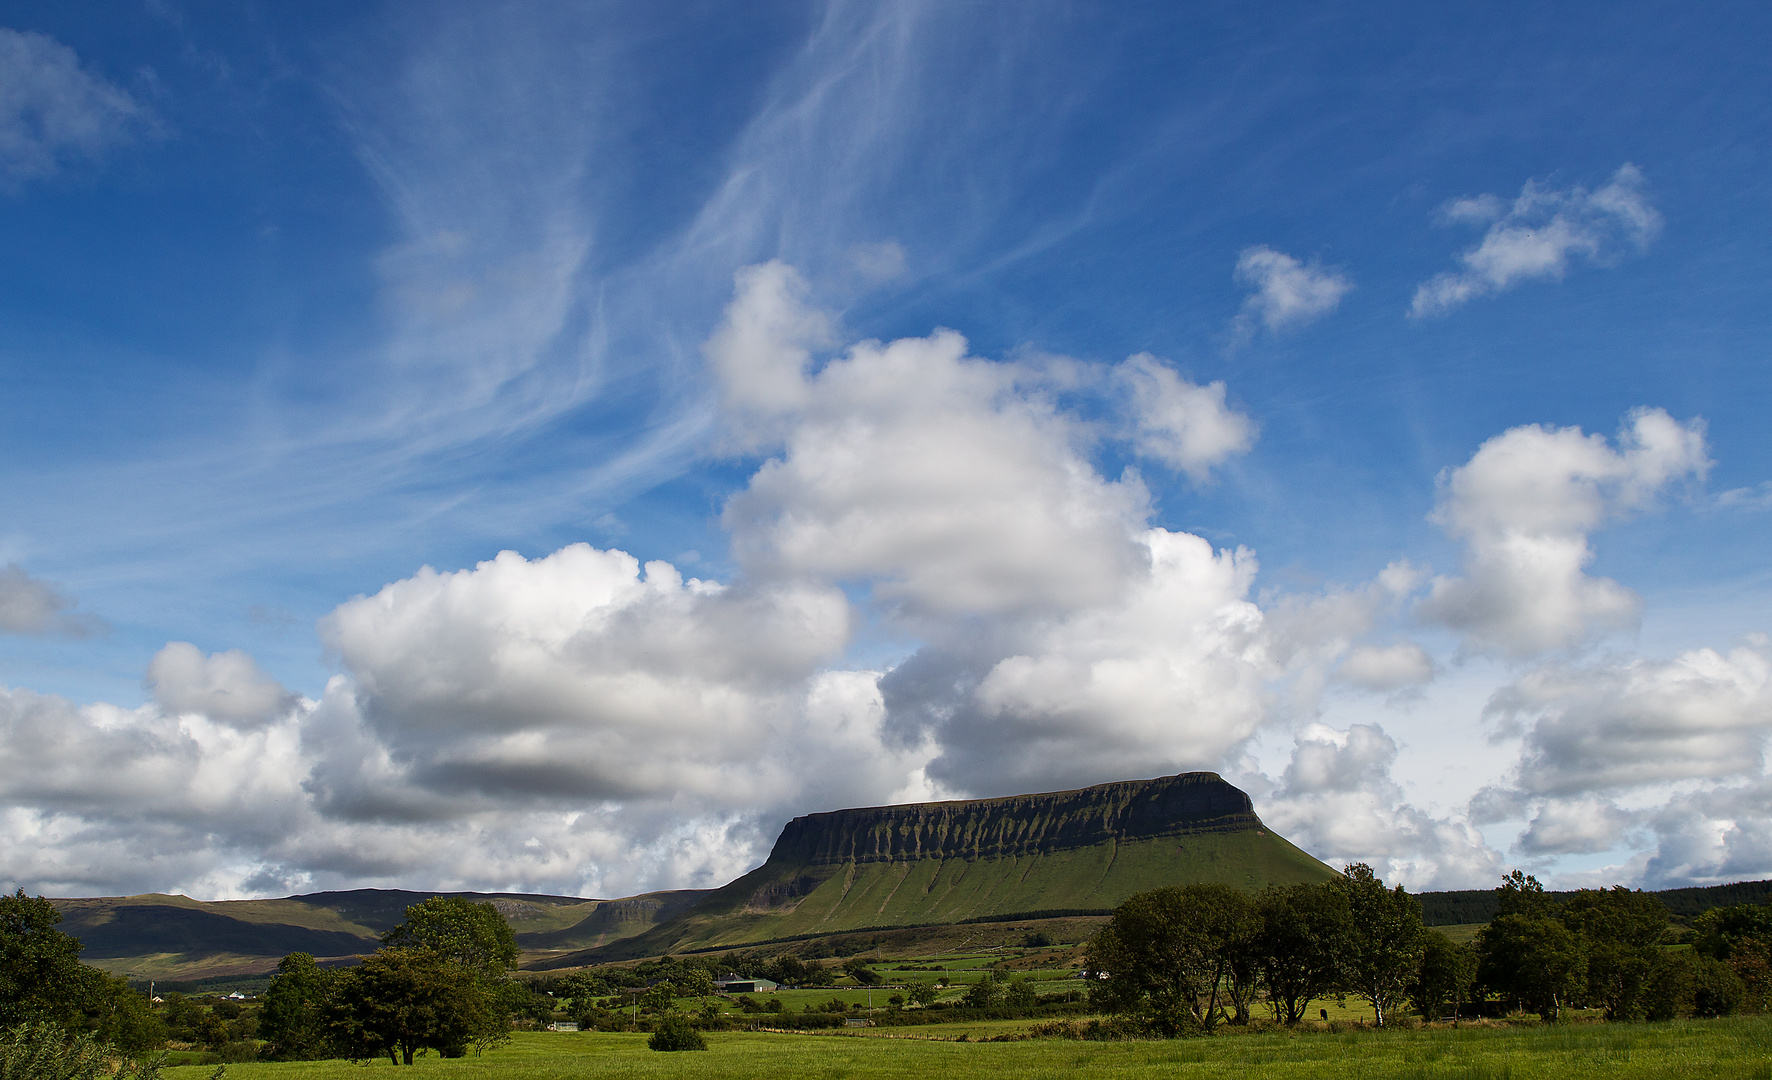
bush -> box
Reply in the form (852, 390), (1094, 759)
(648, 1014), (707, 1051)
(0, 1022), (166, 1080)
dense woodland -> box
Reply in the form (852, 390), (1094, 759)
(6, 866), (1772, 1068)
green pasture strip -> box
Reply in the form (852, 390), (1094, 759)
(161, 1018), (1772, 1080)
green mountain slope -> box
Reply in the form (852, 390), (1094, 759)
(542, 772), (1336, 964)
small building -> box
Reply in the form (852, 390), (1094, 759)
(714, 973), (780, 994)
(549, 1022), (580, 1032)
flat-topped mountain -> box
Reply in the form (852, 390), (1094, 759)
(544, 772), (1335, 963)
(771, 771), (1264, 865)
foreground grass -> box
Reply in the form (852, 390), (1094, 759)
(161, 1017), (1772, 1080)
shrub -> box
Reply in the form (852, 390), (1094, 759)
(648, 1014), (707, 1051)
(1, 1022), (167, 1080)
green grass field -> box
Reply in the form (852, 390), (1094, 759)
(156, 1019), (1772, 1080)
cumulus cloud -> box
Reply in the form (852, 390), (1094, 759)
(1232, 246), (1352, 338)
(1420, 407), (1709, 657)
(148, 643), (299, 729)
(1485, 639), (1772, 798)
(1336, 643), (1436, 692)
(714, 268), (1152, 620)
(1410, 165), (1660, 317)
(882, 529), (1271, 796)
(1116, 353), (1256, 480)
(0, 564), (103, 637)
(1259, 723), (1504, 889)
(0, 28), (146, 183)
(1518, 796), (1634, 855)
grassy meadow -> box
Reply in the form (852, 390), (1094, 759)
(158, 1019), (1772, 1080)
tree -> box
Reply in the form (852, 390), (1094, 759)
(908, 982), (939, 1006)
(765, 955), (813, 987)
(259, 953), (339, 1060)
(1088, 884), (1258, 1035)
(1255, 882), (1350, 1025)
(380, 897), (518, 977)
(842, 958), (882, 986)
(1333, 865), (1425, 1027)
(674, 968), (716, 1001)
(1475, 871), (1584, 1021)
(1692, 902), (1772, 1012)
(1408, 931), (1476, 1022)
(0, 891), (93, 1029)
(329, 948), (505, 1065)
(1003, 977), (1038, 1009)
(962, 972), (1002, 1007)
(1561, 887), (1668, 1021)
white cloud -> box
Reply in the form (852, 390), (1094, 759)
(888, 529), (1271, 796)
(0, 28), (146, 182)
(148, 643), (298, 729)
(1518, 796), (1633, 855)
(1337, 643), (1436, 692)
(702, 261), (833, 446)
(1258, 722), (1504, 889)
(1410, 164), (1660, 317)
(714, 275), (1151, 621)
(1486, 638), (1772, 797)
(1232, 246), (1352, 338)
(0, 564), (102, 637)
(1116, 353), (1256, 481)
(1419, 407), (1709, 657)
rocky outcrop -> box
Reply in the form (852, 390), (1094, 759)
(764, 772), (1263, 867)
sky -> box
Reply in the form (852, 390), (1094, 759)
(0, 1), (1768, 901)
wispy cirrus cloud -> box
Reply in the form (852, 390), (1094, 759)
(0, 27), (148, 184)
(1410, 164), (1660, 317)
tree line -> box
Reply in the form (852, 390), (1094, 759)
(1086, 865), (1769, 1035)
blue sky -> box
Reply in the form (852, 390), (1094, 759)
(0, 1), (1768, 900)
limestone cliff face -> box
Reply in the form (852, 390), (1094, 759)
(763, 772), (1262, 867)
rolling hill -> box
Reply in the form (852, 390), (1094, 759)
(52, 887), (706, 983)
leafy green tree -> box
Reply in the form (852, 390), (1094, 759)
(0, 891), (94, 1029)
(1003, 977), (1038, 1008)
(1561, 887), (1668, 1021)
(259, 953), (339, 1060)
(1255, 882), (1350, 1024)
(908, 982), (939, 1006)
(1333, 865), (1425, 1027)
(640, 982), (677, 1013)
(962, 972), (1002, 1007)
(1088, 884), (1257, 1035)
(328, 948), (505, 1065)
(1475, 871), (1584, 1021)
(380, 897), (518, 977)
(841, 958), (882, 986)
(1692, 902), (1772, 1011)
(1408, 931), (1476, 1021)
(764, 955), (813, 987)
(672, 968), (716, 1001)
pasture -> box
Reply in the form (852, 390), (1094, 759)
(159, 1018), (1772, 1080)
